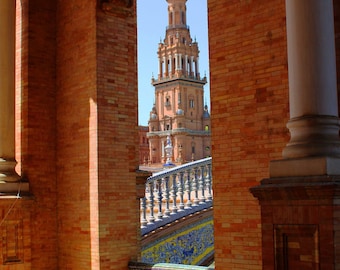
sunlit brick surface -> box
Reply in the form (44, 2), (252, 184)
(208, 0), (289, 269)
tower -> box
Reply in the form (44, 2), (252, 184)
(147, 0), (211, 165)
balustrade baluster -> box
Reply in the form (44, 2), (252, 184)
(199, 165), (206, 203)
(185, 169), (192, 209)
(178, 172), (185, 211)
(141, 197), (147, 228)
(140, 157), (213, 232)
(164, 176), (171, 217)
(193, 167), (199, 206)
(148, 182), (155, 224)
(206, 163), (213, 201)
(171, 174), (178, 214)
(156, 178), (163, 221)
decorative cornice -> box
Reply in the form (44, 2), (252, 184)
(101, 0), (134, 17)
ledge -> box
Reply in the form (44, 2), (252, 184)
(0, 180), (31, 199)
(270, 156), (340, 177)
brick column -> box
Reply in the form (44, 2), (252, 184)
(251, 1), (340, 269)
(0, 0), (19, 183)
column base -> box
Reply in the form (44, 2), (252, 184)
(282, 115), (340, 159)
(250, 175), (340, 269)
(0, 159), (29, 196)
(0, 181), (29, 197)
(270, 156), (340, 177)
(0, 158), (20, 182)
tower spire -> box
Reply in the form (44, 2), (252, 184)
(154, 0), (204, 81)
(166, 0), (187, 28)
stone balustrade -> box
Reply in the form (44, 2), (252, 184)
(140, 157), (213, 235)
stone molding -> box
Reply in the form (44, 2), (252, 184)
(250, 175), (340, 201)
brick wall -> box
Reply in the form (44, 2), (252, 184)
(208, 0), (289, 268)
(56, 0), (139, 269)
(96, 2), (140, 268)
(56, 0), (98, 268)
(11, 0), (140, 269)
(18, 0), (58, 268)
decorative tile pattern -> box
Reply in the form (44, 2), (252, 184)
(142, 217), (214, 265)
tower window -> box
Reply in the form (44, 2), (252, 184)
(165, 96), (171, 107)
(189, 99), (194, 108)
(169, 11), (173, 25)
(181, 11), (185, 24)
(205, 125), (209, 131)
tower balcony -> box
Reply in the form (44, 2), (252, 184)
(166, 24), (190, 31)
(152, 74), (207, 86)
(147, 128), (210, 138)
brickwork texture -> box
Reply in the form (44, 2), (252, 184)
(208, 0), (289, 269)
(3, 0), (340, 269)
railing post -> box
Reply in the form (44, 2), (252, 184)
(205, 163), (212, 202)
(171, 174), (178, 214)
(178, 172), (185, 211)
(141, 197), (147, 228)
(193, 167), (199, 206)
(148, 182), (155, 224)
(137, 170), (152, 227)
(164, 176), (171, 217)
(199, 165), (206, 203)
(156, 178), (163, 221)
(185, 169), (192, 209)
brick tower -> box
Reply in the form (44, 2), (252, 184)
(147, 0), (211, 165)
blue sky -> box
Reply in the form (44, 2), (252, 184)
(137, 0), (210, 126)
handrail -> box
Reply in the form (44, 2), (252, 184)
(140, 158), (213, 235)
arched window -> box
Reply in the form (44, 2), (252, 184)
(205, 125), (209, 131)
(189, 99), (194, 108)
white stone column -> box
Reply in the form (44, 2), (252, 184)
(271, 0), (340, 177)
(0, 0), (19, 183)
(168, 55), (171, 76)
(159, 56), (163, 79)
(175, 53), (178, 71)
(163, 56), (167, 77)
(190, 56), (194, 76)
(179, 54), (182, 70)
